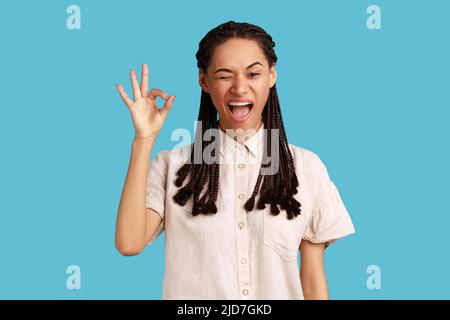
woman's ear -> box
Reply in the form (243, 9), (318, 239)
(198, 70), (210, 93)
(269, 65), (277, 88)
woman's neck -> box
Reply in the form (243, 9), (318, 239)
(218, 119), (263, 141)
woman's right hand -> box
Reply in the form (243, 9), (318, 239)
(116, 63), (175, 141)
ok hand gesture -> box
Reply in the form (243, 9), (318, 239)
(116, 63), (175, 141)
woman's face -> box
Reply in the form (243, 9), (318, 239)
(199, 38), (277, 133)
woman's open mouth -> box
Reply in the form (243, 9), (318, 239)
(227, 100), (253, 123)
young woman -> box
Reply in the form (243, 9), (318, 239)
(115, 21), (355, 300)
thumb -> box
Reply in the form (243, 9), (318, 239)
(159, 95), (175, 119)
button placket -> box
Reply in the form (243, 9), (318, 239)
(234, 143), (252, 299)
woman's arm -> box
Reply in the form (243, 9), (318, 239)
(299, 240), (329, 299)
(115, 137), (156, 256)
(114, 63), (175, 256)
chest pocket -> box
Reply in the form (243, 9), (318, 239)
(263, 208), (302, 262)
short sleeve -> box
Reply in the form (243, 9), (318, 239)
(146, 150), (168, 245)
(302, 153), (356, 249)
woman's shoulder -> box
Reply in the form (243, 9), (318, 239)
(151, 144), (192, 167)
(288, 143), (323, 164)
(288, 143), (329, 177)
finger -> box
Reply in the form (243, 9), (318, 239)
(140, 63), (149, 96)
(116, 84), (132, 107)
(148, 88), (169, 102)
(130, 69), (141, 101)
(159, 95), (176, 119)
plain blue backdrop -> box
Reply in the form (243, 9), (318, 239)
(0, 0), (449, 299)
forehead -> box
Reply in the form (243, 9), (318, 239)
(209, 38), (267, 71)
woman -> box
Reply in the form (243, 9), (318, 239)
(115, 21), (355, 300)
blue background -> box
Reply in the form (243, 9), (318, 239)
(0, 0), (449, 299)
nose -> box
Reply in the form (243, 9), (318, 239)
(230, 75), (249, 96)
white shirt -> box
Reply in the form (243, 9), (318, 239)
(145, 123), (355, 300)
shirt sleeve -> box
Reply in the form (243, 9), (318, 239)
(145, 150), (168, 245)
(302, 153), (356, 249)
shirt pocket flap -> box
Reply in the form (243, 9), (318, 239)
(263, 225), (297, 262)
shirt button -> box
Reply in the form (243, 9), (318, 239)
(238, 193), (244, 200)
(238, 145), (244, 151)
(242, 289), (249, 296)
(238, 222), (244, 229)
(238, 163), (245, 169)
(241, 257), (247, 264)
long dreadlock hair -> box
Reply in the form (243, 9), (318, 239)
(172, 21), (301, 220)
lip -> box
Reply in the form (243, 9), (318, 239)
(226, 99), (254, 123)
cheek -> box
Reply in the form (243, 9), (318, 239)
(210, 81), (229, 95)
(208, 84), (228, 113)
(254, 81), (270, 108)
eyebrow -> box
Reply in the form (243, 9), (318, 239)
(214, 61), (263, 74)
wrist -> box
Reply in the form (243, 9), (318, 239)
(133, 136), (156, 145)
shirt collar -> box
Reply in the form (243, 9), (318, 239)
(218, 122), (265, 158)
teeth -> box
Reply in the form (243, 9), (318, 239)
(228, 101), (252, 107)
